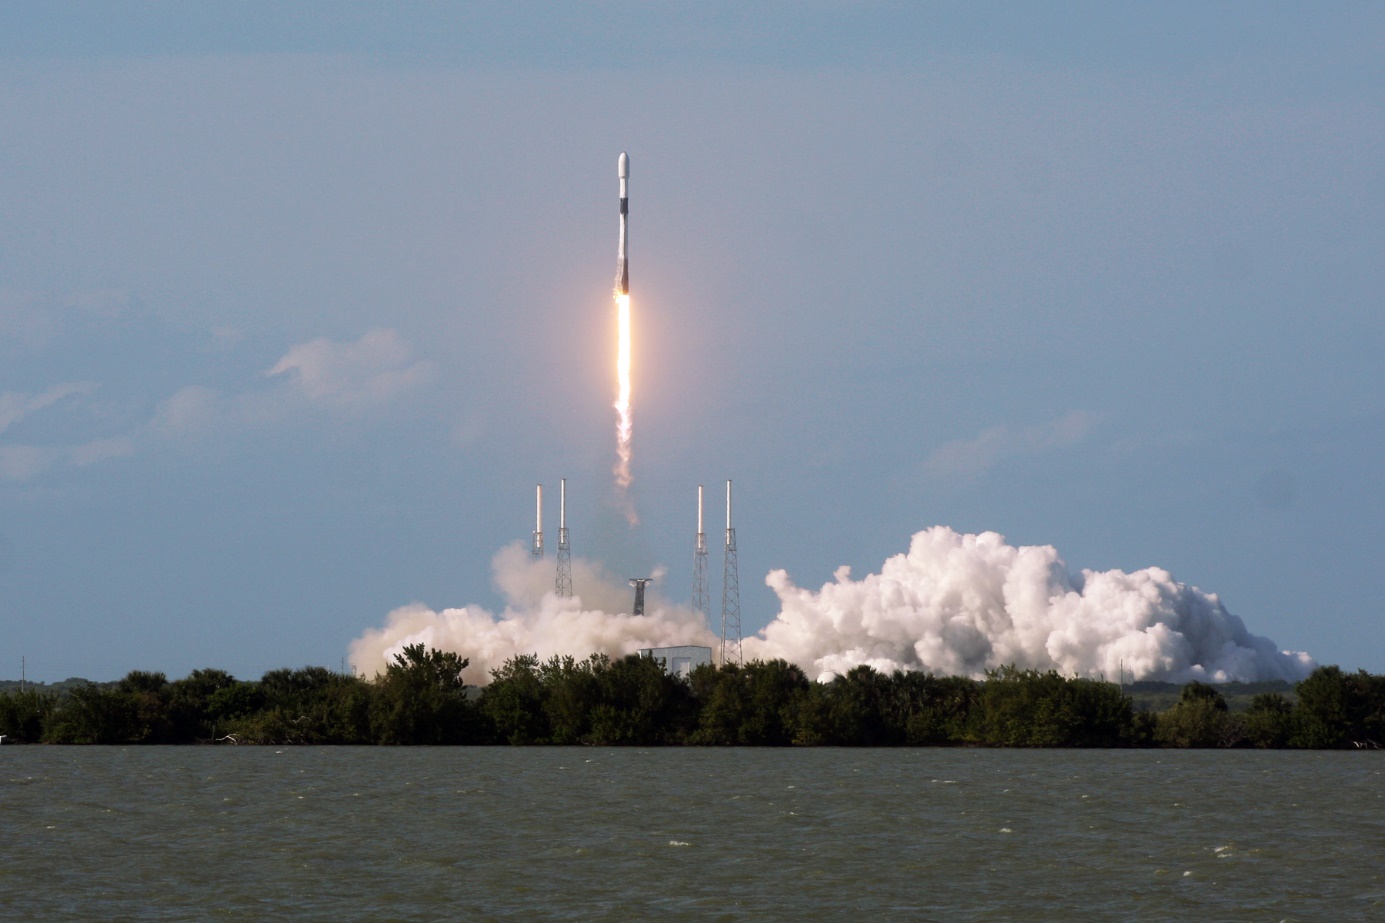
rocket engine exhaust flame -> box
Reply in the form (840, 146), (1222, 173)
(612, 152), (636, 523)
(613, 292), (634, 501)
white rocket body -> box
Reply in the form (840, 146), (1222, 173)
(616, 152), (629, 295)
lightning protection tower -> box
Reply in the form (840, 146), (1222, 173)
(629, 577), (653, 616)
(720, 479), (742, 666)
(531, 484), (544, 560)
(692, 485), (710, 623)
(556, 478), (573, 597)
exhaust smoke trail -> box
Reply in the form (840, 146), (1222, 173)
(613, 290), (634, 523)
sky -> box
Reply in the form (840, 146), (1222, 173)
(1, 2), (1383, 682)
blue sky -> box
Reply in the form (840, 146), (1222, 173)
(2, 2), (1383, 680)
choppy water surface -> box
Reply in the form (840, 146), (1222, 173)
(2, 748), (1382, 921)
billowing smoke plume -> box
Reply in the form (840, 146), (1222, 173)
(349, 544), (715, 681)
(350, 526), (1314, 685)
(744, 527), (1314, 684)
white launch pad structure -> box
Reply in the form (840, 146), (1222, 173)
(521, 478), (744, 667)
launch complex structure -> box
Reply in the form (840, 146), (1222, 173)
(524, 156), (741, 665)
(528, 480), (742, 666)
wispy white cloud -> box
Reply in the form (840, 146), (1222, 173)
(0, 436), (139, 481)
(267, 328), (434, 409)
(0, 379), (138, 482)
(150, 385), (222, 437)
(920, 410), (1099, 482)
(0, 382), (121, 480)
(0, 382), (97, 435)
(1, 328), (438, 481)
(155, 328), (435, 438)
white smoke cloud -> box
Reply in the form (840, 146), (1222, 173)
(349, 543), (717, 682)
(350, 526), (1314, 686)
(744, 526), (1314, 684)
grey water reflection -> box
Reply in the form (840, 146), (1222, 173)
(2, 748), (1382, 921)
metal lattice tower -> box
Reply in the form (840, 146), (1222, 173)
(720, 479), (742, 666)
(692, 485), (710, 623)
(555, 478), (573, 597)
(530, 484), (544, 560)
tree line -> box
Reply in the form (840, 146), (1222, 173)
(1, 644), (1381, 748)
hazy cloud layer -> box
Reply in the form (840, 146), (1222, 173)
(267, 329), (435, 409)
(0, 326), (436, 481)
(0, 382), (126, 480)
(0, 383), (96, 435)
(0, 436), (134, 481)
(920, 411), (1098, 483)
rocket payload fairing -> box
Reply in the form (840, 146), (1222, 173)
(616, 151), (629, 295)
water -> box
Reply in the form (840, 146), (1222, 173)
(2, 748), (1382, 921)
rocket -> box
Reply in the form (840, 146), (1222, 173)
(616, 151), (629, 295)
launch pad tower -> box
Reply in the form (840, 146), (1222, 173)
(531, 484), (544, 560)
(692, 485), (710, 624)
(555, 478), (573, 597)
(720, 479), (742, 666)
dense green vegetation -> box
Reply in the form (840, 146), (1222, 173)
(1123, 679), (1297, 715)
(2, 646), (1382, 748)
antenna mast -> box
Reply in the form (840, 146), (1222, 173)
(556, 478), (573, 597)
(692, 485), (709, 623)
(531, 484), (544, 560)
(720, 479), (742, 666)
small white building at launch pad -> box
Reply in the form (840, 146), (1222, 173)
(638, 646), (713, 679)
